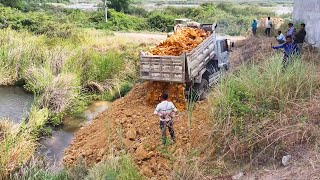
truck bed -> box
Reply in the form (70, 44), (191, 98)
(140, 31), (216, 83)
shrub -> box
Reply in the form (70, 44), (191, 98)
(24, 66), (54, 93)
(147, 13), (174, 32)
(27, 107), (50, 136)
(40, 73), (80, 114)
(102, 9), (148, 31)
(90, 52), (124, 82)
(210, 55), (319, 161)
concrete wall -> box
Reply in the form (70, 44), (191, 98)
(293, 0), (320, 47)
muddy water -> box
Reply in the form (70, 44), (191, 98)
(39, 101), (110, 166)
(0, 87), (33, 123)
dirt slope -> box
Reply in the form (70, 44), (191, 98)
(64, 82), (211, 179)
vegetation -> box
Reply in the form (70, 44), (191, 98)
(0, 0), (299, 178)
(0, 1), (274, 36)
(108, 0), (131, 13)
(0, 22), (145, 178)
(209, 55), (319, 162)
(11, 154), (141, 180)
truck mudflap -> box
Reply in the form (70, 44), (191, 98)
(140, 53), (186, 83)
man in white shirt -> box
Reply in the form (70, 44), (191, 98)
(276, 31), (285, 44)
(154, 93), (178, 144)
(265, 17), (272, 37)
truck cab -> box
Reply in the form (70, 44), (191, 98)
(191, 37), (232, 99)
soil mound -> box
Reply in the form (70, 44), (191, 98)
(64, 82), (210, 179)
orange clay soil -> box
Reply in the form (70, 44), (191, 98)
(149, 27), (209, 56)
(63, 82), (211, 179)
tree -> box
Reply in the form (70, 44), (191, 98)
(107, 0), (131, 13)
(0, 0), (24, 9)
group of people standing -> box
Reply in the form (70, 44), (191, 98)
(251, 17), (307, 68)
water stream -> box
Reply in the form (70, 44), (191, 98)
(0, 86), (33, 123)
(0, 86), (109, 166)
(39, 101), (110, 166)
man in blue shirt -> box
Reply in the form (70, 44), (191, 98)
(272, 36), (299, 68)
(251, 19), (258, 36)
(286, 23), (296, 37)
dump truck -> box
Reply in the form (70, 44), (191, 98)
(140, 24), (232, 100)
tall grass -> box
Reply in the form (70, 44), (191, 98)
(10, 153), (141, 180)
(86, 154), (142, 180)
(0, 120), (36, 179)
(209, 55), (319, 161)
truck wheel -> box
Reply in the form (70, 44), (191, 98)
(195, 79), (209, 100)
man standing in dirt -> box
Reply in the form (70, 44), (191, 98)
(265, 17), (272, 37)
(294, 23), (307, 53)
(154, 93), (178, 144)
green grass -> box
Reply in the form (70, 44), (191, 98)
(11, 154), (142, 180)
(209, 54), (319, 161)
(1, 2), (275, 36)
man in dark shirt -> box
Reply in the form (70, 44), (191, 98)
(294, 23), (307, 52)
(272, 36), (299, 69)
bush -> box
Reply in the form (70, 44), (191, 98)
(127, 5), (148, 17)
(147, 13), (174, 32)
(210, 55), (319, 161)
(102, 9), (148, 31)
(40, 73), (80, 114)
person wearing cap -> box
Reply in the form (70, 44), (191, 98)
(154, 93), (178, 144)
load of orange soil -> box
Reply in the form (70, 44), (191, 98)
(146, 82), (186, 111)
(149, 27), (210, 56)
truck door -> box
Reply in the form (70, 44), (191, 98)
(219, 40), (229, 64)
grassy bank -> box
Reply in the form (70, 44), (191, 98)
(208, 54), (320, 168)
(0, 27), (148, 177)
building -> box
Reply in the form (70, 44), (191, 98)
(293, 0), (320, 47)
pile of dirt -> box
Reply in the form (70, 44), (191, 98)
(146, 82), (186, 111)
(64, 82), (211, 179)
(149, 27), (209, 56)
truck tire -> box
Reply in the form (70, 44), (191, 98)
(195, 79), (209, 101)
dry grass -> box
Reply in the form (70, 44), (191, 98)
(40, 73), (80, 114)
(208, 54), (320, 164)
(0, 120), (36, 179)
